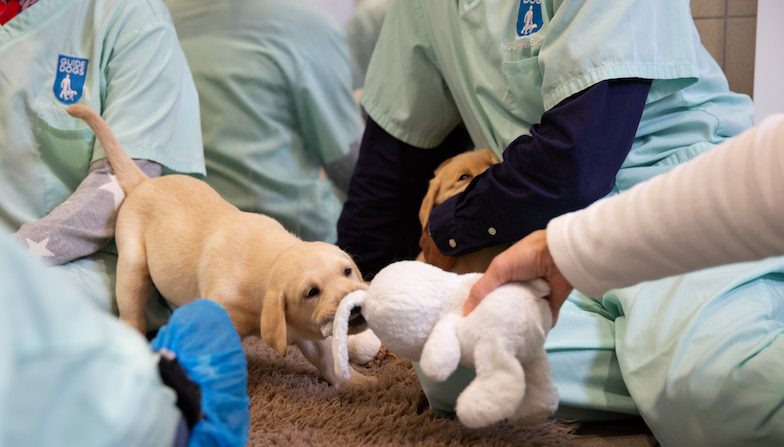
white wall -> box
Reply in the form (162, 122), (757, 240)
(753, 0), (784, 124)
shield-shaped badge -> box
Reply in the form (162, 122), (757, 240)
(516, 0), (543, 37)
(54, 55), (89, 104)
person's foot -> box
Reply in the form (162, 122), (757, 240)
(151, 299), (249, 446)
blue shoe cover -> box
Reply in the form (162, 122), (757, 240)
(151, 299), (249, 447)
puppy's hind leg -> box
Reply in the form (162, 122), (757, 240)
(115, 238), (153, 334)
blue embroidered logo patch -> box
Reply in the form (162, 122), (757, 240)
(54, 55), (89, 104)
(516, 0), (543, 37)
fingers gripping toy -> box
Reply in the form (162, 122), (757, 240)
(332, 261), (559, 428)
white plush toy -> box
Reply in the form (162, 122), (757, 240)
(332, 260), (559, 428)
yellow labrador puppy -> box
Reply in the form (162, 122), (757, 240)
(67, 105), (371, 386)
(417, 149), (509, 274)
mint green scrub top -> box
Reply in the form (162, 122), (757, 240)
(0, 0), (204, 231)
(0, 0), (205, 318)
(167, 0), (363, 243)
(361, 0), (756, 422)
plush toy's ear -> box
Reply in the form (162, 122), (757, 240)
(260, 289), (288, 357)
(332, 290), (367, 381)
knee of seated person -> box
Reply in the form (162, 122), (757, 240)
(655, 370), (784, 447)
(641, 276), (784, 446)
(655, 339), (784, 446)
(412, 361), (476, 417)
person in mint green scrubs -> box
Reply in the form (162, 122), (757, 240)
(345, 0), (391, 91)
(337, 1), (779, 445)
(0, 0), (205, 329)
(0, 1), (251, 444)
(0, 235), (249, 447)
(167, 0), (363, 244)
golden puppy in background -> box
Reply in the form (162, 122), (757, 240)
(66, 105), (372, 386)
(417, 149), (509, 274)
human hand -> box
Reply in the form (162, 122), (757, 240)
(419, 227), (457, 272)
(463, 230), (573, 327)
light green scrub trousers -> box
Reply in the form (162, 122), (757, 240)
(417, 257), (784, 446)
(57, 251), (175, 331)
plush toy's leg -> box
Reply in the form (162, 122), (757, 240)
(347, 329), (382, 364)
(456, 337), (525, 428)
(420, 313), (461, 382)
(513, 350), (559, 425)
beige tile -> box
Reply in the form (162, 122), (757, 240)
(694, 18), (726, 67)
(728, 0), (758, 16)
(725, 17), (757, 97)
(691, 0), (726, 18)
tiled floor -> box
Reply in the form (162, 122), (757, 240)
(574, 434), (658, 447)
(573, 418), (659, 447)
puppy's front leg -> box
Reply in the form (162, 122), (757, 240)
(294, 338), (376, 386)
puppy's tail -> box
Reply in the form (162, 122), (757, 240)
(332, 290), (367, 381)
(66, 105), (148, 195)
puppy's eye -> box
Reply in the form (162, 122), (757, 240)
(305, 287), (320, 299)
(458, 174), (471, 181)
(344, 268), (352, 277)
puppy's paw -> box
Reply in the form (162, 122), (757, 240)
(347, 370), (378, 387)
(513, 408), (551, 426)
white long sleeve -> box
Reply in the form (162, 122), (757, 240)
(547, 114), (784, 297)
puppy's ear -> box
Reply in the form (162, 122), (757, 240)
(479, 148), (501, 165)
(419, 176), (442, 231)
(260, 289), (288, 357)
(419, 155), (458, 230)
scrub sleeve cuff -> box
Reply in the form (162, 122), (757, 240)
(428, 194), (461, 257)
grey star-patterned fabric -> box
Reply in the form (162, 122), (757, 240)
(13, 159), (161, 265)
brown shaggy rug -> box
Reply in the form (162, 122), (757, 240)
(243, 336), (578, 446)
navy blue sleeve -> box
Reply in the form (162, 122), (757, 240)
(429, 78), (652, 256)
(336, 119), (474, 278)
